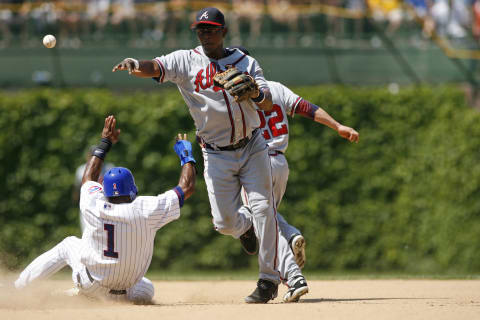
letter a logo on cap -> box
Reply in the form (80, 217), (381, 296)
(200, 11), (208, 20)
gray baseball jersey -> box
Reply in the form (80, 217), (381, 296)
(15, 181), (182, 301)
(154, 46), (267, 147)
(257, 81), (302, 154)
(153, 46), (280, 284)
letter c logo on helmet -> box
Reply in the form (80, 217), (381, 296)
(103, 167), (138, 201)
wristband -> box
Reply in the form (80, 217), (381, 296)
(92, 138), (112, 160)
(173, 186), (185, 208)
(251, 90), (265, 103)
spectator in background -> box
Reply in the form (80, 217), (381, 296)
(111, 0), (138, 43)
(85, 0), (111, 41)
(230, 0), (264, 45)
(0, 4), (12, 48)
(425, 0), (473, 42)
(58, 0), (83, 47)
(164, 0), (189, 48)
(134, 0), (169, 45)
(367, 0), (404, 35)
(473, 0), (480, 41)
(267, 0), (300, 46)
(346, 0), (367, 39)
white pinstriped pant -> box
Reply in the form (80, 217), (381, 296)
(14, 236), (154, 303)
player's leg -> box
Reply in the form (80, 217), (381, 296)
(202, 150), (253, 239)
(269, 153), (289, 209)
(239, 132), (280, 301)
(276, 213), (306, 268)
(277, 232), (309, 303)
(15, 236), (84, 289)
(270, 154), (306, 268)
(127, 277), (155, 304)
(269, 154), (301, 239)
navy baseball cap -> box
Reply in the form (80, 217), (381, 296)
(191, 7), (225, 29)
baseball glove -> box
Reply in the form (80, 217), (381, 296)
(213, 67), (260, 102)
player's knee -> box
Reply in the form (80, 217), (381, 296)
(249, 199), (271, 217)
(212, 217), (236, 236)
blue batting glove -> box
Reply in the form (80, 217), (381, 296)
(174, 140), (196, 166)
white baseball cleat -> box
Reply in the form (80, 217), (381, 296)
(290, 234), (306, 268)
(283, 276), (309, 303)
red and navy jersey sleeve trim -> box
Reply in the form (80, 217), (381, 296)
(173, 186), (185, 208)
(152, 58), (166, 83)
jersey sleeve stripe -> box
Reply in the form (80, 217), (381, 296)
(153, 58), (166, 83)
(290, 97), (302, 118)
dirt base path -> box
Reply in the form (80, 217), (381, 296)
(1, 280), (480, 320)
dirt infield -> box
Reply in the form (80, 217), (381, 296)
(1, 279), (480, 320)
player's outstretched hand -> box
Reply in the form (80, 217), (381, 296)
(337, 125), (359, 143)
(112, 58), (139, 74)
(102, 115), (121, 144)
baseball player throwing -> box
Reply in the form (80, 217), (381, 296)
(235, 44), (359, 303)
(112, 7), (281, 303)
(14, 115), (197, 304)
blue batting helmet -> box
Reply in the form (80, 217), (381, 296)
(103, 167), (138, 201)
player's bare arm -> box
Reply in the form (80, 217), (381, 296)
(112, 58), (161, 78)
(295, 99), (359, 143)
(82, 115), (121, 185)
(174, 133), (196, 200)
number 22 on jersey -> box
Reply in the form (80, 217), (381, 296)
(257, 104), (288, 140)
(104, 223), (119, 258)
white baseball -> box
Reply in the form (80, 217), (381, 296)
(43, 34), (56, 48)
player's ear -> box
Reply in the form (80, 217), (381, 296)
(222, 27), (228, 38)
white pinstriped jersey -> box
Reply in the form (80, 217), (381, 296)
(153, 46), (268, 147)
(257, 81), (302, 154)
(79, 181), (181, 290)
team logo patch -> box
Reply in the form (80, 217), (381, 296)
(88, 185), (102, 194)
(104, 203), (111, 209)
(113, 183), (117, 190)
(199, 11), (208, 20)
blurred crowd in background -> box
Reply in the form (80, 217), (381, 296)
(0, 0), (478, 50)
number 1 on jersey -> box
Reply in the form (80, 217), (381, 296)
(104, 224), (119, 258)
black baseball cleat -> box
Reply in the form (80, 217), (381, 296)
(283, 276), (309, 303)
(240, 224), (258, 255)
(245, 279), (278, 303)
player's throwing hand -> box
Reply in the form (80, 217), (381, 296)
(112, 58), (140, 75)
(337, 125), (359, 143)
